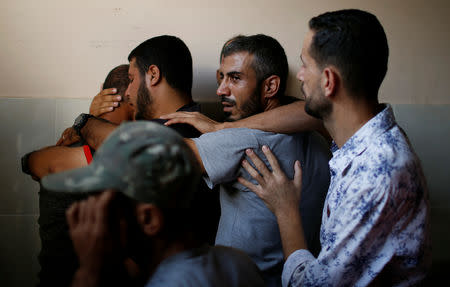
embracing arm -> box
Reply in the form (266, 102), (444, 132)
(80, 118), (118, 150)
(226, 101), (325, 135)
(23, 146), (88, 180)
(162, 101), (329, 139)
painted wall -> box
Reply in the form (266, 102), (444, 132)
(1, 0), (449, 104)
(1, 0), (449, 286)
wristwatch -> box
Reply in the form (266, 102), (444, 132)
(72, 113), (94, 137)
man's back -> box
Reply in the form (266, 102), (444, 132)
(193, 128), (330, 286)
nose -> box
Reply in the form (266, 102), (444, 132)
(216, 78), (230, 97)
(124, 84), (132, 103)
(296, 67), (304, 82)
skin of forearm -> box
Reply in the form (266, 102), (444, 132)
(223, 101), (327, 137)
(81, 117), (118, 150)
(27, 146), (87, 179)
(276, 207), (308, 259)
(27, 147), (53, 179)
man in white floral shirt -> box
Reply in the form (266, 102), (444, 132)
(239, 9), (431, 287)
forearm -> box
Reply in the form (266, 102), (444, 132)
(224, 101), (327, 136)
(81, 117), (118, 150)
(25, 148), (53, 180)
(25, 146), (87, 180)
(276, 207), (307, 259)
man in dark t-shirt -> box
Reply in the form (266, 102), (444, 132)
(24, 36), (220, 287)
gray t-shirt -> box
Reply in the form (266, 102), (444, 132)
(145, 245), (265, 287)
(193, 128), (331, 286)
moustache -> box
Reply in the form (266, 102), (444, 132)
(300, 82), (306, 99)
(221, 96), (236, 105)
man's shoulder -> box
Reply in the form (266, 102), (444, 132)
(348, 125), (426, 196)
(364, 124), (420, 170)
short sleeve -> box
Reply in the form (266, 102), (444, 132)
(193, 128), (259, 188)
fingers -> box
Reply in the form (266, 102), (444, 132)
(237, 176), (260, 194)
(95, 191), (115, 226)
(261, 145), (283, 175)
(245, 149), (272, 178)
(90, 88), (121, 116)
(56, 136), (63, 146)
(163, 117), (191, 126)
(67, 202), (80, 230)
(100, 88), (118, 96)
(56, 128), (70, 146)
(293, 160), (302, 189)
(161, 112), (201, 127)
(241, 158), (265, 186)
(98, 94), (122, 103)
(160, 112), (199, 126)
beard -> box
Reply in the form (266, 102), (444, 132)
(302, 82), (332, 120)
(135, 81), (155, 120)
(223, 87), (263, 122)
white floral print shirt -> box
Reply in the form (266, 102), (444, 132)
(282, 104), (431, 287)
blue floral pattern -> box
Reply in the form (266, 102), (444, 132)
(282, 105), (431, 287)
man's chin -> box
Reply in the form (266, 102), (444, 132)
(304, 104), (321, 120)
(224, 112), (242, 122)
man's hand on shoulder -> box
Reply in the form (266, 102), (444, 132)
(160, 111), (225, 134)
(89, 88), (122, 117)
(238, 146), (303, 217)
(56, 127), (80, 146)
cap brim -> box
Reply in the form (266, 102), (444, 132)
(41, 162), (121, 193)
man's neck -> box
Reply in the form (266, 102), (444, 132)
(151, 85), (191, 119)
(264, 97), (281, 112)
(324, 94), (379, 148)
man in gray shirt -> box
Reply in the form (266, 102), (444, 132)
(173, 35), (331, 286)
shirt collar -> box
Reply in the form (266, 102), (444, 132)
(329, 104), (396, 174)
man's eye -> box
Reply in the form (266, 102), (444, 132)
(231, 76), (240, 81)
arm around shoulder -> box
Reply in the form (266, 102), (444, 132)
(226, 101), (328, 138)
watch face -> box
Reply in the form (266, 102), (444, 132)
(74, 114), (85, 126)
(74, 113), (90, 131)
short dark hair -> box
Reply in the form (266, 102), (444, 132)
(103, 64), (130, 102)
(309, 9), (389, 101)
(128, 35), (193, 97)
(221, 34), (288, 97)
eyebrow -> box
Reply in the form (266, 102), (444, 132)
(226, 71), (242, 77)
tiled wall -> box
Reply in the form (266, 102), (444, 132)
(0, 99), (448, 286)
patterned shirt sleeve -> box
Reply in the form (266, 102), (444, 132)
(283, 161), (426, 286)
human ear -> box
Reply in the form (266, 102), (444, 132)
(136, 204), (164, 236)
(262, 75), (281, 99)
(322, 67), (339, 98)
(146, 65), (161, 86)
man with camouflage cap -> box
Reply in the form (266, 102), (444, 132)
(41, 121), (265, 287)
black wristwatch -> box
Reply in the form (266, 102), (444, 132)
(73, 113), (94, 137)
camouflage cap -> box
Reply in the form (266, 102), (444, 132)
(41, 121), (201, 208)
